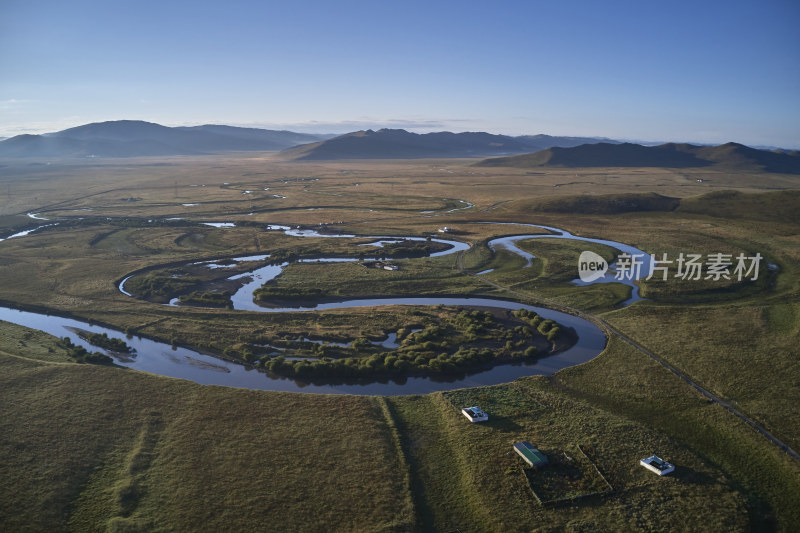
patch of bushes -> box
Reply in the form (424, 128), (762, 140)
(58, 337), (114, 365)
(382, 243), (437, 258)
(178, 291), (232, 308)
(254, 286), (329, 302)
(261, 348), (499, 379)
(78, 332), (133, 353)
(515, 309), (560, 340)
(124, 271), (202, 299)
(256, 307), (570, 380)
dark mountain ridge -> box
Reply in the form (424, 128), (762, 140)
(0, 120), (329, 158)
(1, 121), (624, 160)
(279, 128), (620, 160)
(281, 129), (526, 160)
(476, 141), (800, 174)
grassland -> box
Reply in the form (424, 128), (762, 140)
(1, 154), (799, 531)
(0, 322), (416, 532)
(0, 321), (758, 532)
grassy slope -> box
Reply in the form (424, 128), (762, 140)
(389, 368), (756, 532)
(0, 323), (756, 532)
(0, 323), (415, 532)
(554, 338), (800, 530)
(1, 157), (800, 530)
(438, 193), (800, 529)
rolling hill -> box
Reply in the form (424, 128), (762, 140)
(509, 189), (800, 224)
(279, 129), (619, 160)
(475, 142), (800, 173)
(0, 120), (330, 158)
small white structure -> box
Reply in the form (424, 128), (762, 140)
(461, 406), (488, 423)
(438, 226), (451, 233)
(640, 455), (675, 476)
(383, 264), (399, 271)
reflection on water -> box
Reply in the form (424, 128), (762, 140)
(0, 299), (605, 396)
(0, 220), (657, 394)
(0, 223), (59, 242)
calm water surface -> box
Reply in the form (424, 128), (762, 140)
(1, 221), (648, 395)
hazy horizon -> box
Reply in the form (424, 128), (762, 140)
(0, 118), (796, 151)
(2, 0), (799, 148)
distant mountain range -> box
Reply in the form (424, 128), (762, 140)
(279, 128), (618, 160)
(0, 120), (331, 158)
(475, 142), (800, 174)
(3, 121), (797, 173)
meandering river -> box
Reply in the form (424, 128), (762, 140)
(483, 222), (653, 305)
(0, 221), (650, 395)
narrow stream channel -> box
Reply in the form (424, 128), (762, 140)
(483, 222), (653, 305)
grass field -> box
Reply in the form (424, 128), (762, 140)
(0, 324), (415, 532)
(1, 153), (799, 531)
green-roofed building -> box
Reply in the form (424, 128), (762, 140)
(513, 442), (548, 467)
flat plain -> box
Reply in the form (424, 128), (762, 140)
(1, 154), (798, 531)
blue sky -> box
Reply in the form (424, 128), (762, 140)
(2, 0), (799, 147)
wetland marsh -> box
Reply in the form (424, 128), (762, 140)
(1, 154), (798, 531)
